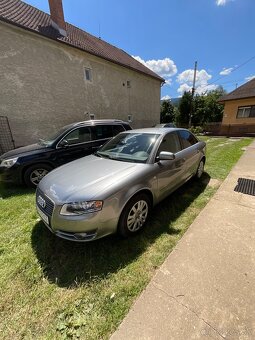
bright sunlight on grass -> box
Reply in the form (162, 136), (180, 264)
(0, 137), (252, 339)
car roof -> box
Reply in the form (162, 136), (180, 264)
(123, 127), (184, 135)
(155, 123), (175, 127)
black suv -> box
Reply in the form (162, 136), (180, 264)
(0, 119), (132, 187)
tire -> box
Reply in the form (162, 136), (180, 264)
(195, 159), (204, 179)
(23, 164), (52, 187)
(118, 193), (151, 238)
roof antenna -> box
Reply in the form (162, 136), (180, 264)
(98, 0), (101, 39)
(99, 22), (101, 40)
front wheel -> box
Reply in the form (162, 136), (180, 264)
(118, 193), (151, 238)
(24, 164), (52, 187)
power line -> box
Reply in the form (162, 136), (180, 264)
(207, 55), (255, 86)
(195, 55), (255, 92)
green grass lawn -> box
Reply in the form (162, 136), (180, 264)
(0, 137), (252, 339)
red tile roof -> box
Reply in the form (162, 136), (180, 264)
(219, 78), (255, 102)
(0, 0), (164, 82)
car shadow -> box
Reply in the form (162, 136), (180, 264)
(0, 182), (34, 199)
(31, 173), (211, 288)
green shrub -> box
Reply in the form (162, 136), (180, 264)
(190, 126), (204, 135)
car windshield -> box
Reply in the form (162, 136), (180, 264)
(38, 126), (68, 146)
(96, 132), (160, 163)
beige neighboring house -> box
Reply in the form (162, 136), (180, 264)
(0, 0), (164, 149)
(219, 78), (255, 136)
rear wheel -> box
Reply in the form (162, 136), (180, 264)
(24, 164), (52, 187)
(195, 159), (204, 179)
(118, 193), (151, 238)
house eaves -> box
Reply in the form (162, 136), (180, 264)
(219, 78), (255, 103)
(0, 0), (165, 83)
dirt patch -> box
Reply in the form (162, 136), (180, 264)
(205, 178), (222, 188)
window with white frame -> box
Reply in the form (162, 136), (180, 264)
(236, 105), (255, 118)
(84, 67), (92, 82)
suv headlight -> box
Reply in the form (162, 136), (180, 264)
(0, 157), (18, 168)
(60, 200), (103, 216)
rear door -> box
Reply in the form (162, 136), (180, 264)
(178, 130), (200, 179)
(90, 124), (114, 152)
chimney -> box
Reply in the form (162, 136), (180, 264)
(48, 0), (67, 37)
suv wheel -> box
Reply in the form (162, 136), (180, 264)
(24, 164), (52, 187)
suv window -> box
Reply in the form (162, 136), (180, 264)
(64, 127), (91, 145)
(112, 124), (125, 136)
(178, 130), (198, 149)
(157, 132), (181, 155)
(93, 125), (113, 140)
(122, 123), (132, 131)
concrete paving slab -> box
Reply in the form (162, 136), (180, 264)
(111, 140), (255, 340)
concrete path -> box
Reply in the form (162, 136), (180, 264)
(111, 140), (255, 340)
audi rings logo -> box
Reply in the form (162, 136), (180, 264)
(37, 195), (46, 209)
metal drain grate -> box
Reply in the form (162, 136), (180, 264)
(234, 178), (255, 196)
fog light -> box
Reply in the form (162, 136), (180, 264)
(74, 233), (89, 240)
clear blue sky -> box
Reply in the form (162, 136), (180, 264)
(24, 0), (255, 99)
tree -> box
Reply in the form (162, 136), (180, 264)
(203, 87), (226, 123)
(177, 91), (193, 126)
(193, 95), (206, 126)
(160, 100), (175, 123)
(191, 86), (226, 126)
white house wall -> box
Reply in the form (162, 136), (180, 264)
(0, 22), (161, 147)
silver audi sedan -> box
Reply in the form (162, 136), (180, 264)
(36, 128), (206, 242)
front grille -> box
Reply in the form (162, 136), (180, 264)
(36, 188), (55, 217)
(234, 178), (255, 196)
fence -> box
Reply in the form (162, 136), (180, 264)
(0, 116), (15, 155)
(203, 123), (255, 137)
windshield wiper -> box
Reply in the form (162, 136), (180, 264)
(38, 138), (47, 145)
(95, 151), (110, 159)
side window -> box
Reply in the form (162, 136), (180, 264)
(64, 127), (91, 145)
(93, 125), (113, 140)
(157, 132), (181, 155)
(112, 124), (125, 136)
(122, 123), (132, 131)
(178, 130), (198, 149)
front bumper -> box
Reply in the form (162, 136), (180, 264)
(0, 165), (22, 184)
(36, 189), (119, 242)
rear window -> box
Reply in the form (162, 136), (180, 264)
(93, 125), (113, 140)
(122, 123), (132, 131)
(157, 132), (181, 155)
(112, 124), (125, 136)
(178, 130), (198, 149)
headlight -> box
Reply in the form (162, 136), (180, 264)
(0, 157), (18, 168)
(60, 200), (103, 216)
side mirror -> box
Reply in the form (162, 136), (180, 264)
(58, 139), (69, 148)
(158, 151), (175, 161)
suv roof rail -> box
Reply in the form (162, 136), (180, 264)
(73, 119), (128, 127)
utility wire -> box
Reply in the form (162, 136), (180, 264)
(207, 55), (255, 86)
(196, 55), (255, 91)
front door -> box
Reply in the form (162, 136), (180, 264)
(55, 126), (93, 166)
(155, 132), (185, 201)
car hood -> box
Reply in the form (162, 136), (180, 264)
(1, 143), (48, 159)
(39, 155), (141, 203)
